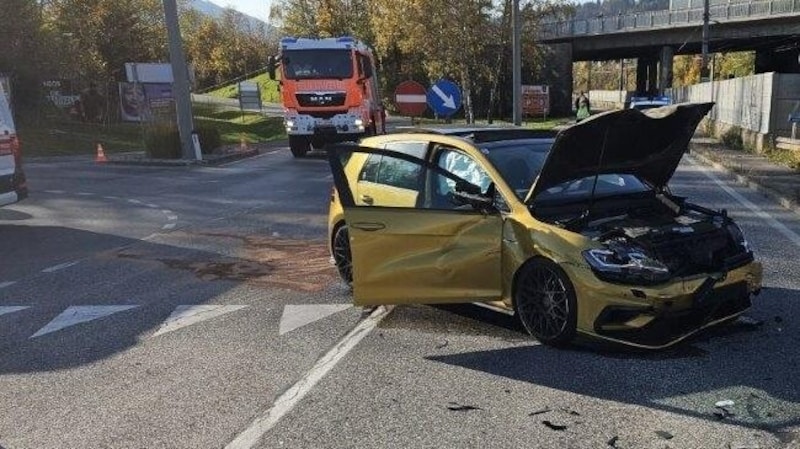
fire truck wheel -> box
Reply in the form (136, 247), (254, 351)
(289, 136), (310, 158)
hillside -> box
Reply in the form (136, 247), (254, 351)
(189, 0), (273, 34)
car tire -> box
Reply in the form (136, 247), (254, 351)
(289, 136), (310, 158)
(332, 224), (353, 286)
(514, 258), (578, 347)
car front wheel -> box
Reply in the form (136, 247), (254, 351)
(515, 259), (578, 346)
(332, 224), (353, 285)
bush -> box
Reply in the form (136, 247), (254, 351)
(194, 125), (221, 155)
(144, 124), (181, 159)
(721, 126), (744, 151)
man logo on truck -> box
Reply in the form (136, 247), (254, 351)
(268, 36), (385, 158)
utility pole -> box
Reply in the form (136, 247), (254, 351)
(512, 0), (522, 126)
(701, 0), (710, 82)
(163, 0), (197, 160)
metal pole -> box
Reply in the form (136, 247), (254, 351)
(162, 0), (197, 160)
(512, 0), (522, 125)
(701, 0), (710, 82)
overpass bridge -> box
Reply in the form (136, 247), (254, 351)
(535, 0), (800, 113)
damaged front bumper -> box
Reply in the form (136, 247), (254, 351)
(571, 261), (763, 349)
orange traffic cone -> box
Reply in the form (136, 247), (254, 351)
(95, 143), (108, 163)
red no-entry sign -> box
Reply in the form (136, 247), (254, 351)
(394, 80), (427, 116)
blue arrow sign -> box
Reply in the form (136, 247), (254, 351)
(426, 79), (462, 117)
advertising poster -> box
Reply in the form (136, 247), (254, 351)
(119, 82), (173, 122)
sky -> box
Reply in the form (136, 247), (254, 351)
(207, 0), (272, 22)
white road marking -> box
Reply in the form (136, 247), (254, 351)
(0, 281), (17, 289)
(162, 223), (176, 230)
(127, 199), (143, 205)
(77, 192), (94, 196)
(146, 203), (159, 208)
(161, 209), (172, 215)
(278, 304), (352, 335)
(43, 190), (65, 194)
(41, 260), (80, 273)
(103, 196), (120, 200)
(152, 305), (249, 337)
(166, 214), (178, 221)
(30, 305), (139, 338)
(0, 306), (29, 317)
(225, 306), (391, 449)
(688, 156), (800, 249)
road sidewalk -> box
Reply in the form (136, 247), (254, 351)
(689, 137), (800, 214)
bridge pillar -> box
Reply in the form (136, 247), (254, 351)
(755, 48), (800, 74)
(537, 43), (574, 116)
(647, 59), (658, 95)
(659, 46), (674, 93)
(636, 58), (648, 95)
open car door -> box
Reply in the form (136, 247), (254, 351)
(328, 146), (503, 306)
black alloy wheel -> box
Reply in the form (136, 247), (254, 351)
(515, 259), (578, 346)
(332, 224), (353, 285)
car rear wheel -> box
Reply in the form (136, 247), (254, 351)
(515, 259), (577, 346)
(332, 224), (353, 285)
(289, 136), (310, 158)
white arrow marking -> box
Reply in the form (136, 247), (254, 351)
(279, 304), (352, 335)
(0, 306), (29, 317)
(395, 94), (427, 103)
(30, 305), (139, 338)
(432, 85), (457, 109)
(152, 305), (249, 337)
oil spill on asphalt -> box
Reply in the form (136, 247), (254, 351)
(116, 231), (337, 292)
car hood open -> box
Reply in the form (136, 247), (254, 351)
(524, 102), (714, 204)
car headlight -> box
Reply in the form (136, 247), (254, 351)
(583, 245), (670, 285)
(354, 118), (364, 127)
(285, 119), (295, 128)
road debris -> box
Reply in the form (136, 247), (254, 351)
(528, 407), (551, 416)
(655, 430), (674, 440)
(436, 340), (449, 349)
(542, 420), (568, 431)
(446, 402), (481, 412)
(562, 408), (581, 416)
(715, 400), (735, 408)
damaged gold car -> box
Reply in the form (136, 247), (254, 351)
(326, 103), (762, 349)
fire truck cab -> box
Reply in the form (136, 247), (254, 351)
(269, 36), (385, 158)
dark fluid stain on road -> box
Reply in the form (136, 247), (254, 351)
(117, 233), (337, 292)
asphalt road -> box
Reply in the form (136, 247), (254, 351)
(1, 146), (799, 449)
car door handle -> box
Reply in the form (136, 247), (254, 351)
(360, 194), (374, 205)
(351, 222), (385, 231)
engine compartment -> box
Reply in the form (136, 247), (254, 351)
(539, 192), (752, 280)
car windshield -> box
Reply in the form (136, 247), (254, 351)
(282, 50), (353, 80)
(481, 138), (651, 201)
(480, 139), (553, 199)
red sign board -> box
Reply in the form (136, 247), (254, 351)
(394, 81), (427, 116)
(522, 85), (550, 117)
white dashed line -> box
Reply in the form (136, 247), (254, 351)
(127, 199), (143, 205)
(41, 261), (80, 273)
(225, 306), (391, 449)
(43, 190), (65, 194)
(166, 214), (178, 221)
(0, 281), (17, 289)
(103, 196), (120, 200)
(146, 203), (159, 208)
(162, 223), (177, 230)
(77, 192), (94, 196)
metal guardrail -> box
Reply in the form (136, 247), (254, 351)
(539, 0), (800, 39)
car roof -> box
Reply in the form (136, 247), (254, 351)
(391, 125), (558, 143)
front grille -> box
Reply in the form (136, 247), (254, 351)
(296, 92), (346, 107)
(645, 228), (738, 275)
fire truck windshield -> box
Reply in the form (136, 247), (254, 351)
(282, 50), (353, 80)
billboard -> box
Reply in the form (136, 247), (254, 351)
(119, 82), (174, 122)
(522, 85), (550, 117)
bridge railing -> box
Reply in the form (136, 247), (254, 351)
(539, 0), (800, 39)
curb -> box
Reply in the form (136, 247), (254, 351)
(688, 146), (800, 216)
(106, 149), (261, 167)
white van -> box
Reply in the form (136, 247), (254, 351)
(0, 83), (26, 207)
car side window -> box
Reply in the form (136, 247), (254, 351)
(359, 154), (381, 182)
(436, 147), (492, 195)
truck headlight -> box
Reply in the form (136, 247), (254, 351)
(354, 118), (365, 130)
(583, 246), (670, 285)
